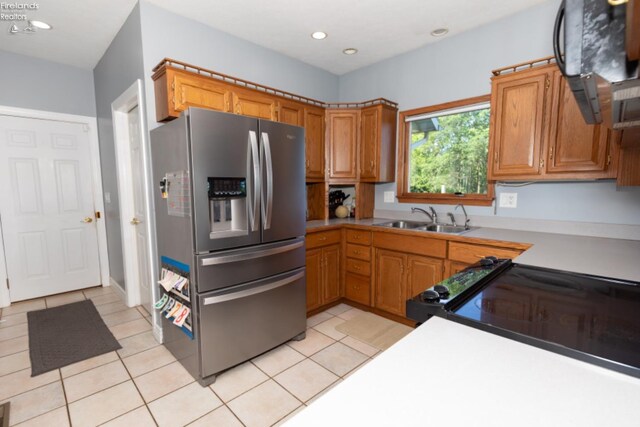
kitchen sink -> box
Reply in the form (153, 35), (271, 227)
(375, 221), (476, 235)
(415, 224), (475, 234)
(376, 220), (430, 229)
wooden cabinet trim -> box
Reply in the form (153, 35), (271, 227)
(448, 241), (523, 264)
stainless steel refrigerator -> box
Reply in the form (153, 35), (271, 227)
(151, 108), (306, 385)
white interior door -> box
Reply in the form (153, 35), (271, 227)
(128, 106), (151, 312)
(0, 115), (101, 301)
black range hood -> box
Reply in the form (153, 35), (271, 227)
(554, 0), (640, 129)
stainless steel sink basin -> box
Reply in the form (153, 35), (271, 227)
(375, 220), (476, 235)
(376, 220), (430, 229)
(416, 224), (474, 234)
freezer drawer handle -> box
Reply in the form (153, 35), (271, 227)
(200, 240), (304, 266)
(203, 271), (304, 305)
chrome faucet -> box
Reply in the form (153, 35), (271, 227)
(455, 204), (470, 229)
(411, 207), (434, 223)
(447, 212), (457, 227)
(429, 206), (438, 224)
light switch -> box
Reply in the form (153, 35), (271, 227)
(384, 191), (395, 203)
(104, 192), (111, 204)
(499, 192), (517, 208)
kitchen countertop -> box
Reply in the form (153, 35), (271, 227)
(284, 316), (640, 427)
(306, 218), (640, 282)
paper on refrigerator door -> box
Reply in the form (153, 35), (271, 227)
(166, 302), (183, 319)
(153, 293), (169, 310)
(173, 306), (191, 327)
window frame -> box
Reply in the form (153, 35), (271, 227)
(396, 94), (495, 206)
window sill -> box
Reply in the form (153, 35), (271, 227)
(396, 193), (494, 206)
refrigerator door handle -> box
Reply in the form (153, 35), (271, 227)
(200, 239), (303, 266)
(260, 132), (274, 230)
(248, 131), (260, 232)
(203, 271), (304, 305)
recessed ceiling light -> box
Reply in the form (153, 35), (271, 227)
(431, 28), (449, 37)
(29, 20), (52, 30)
(311, 31), (327, 40)
(342, 48), (358, 55)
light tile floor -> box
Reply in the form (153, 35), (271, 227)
(0, 290), (396, 427)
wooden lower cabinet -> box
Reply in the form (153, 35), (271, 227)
(345, 273), (370, 305)
(374, 249), (406, 317)
(305, 243), (340, 312)
(374, 249), (444, 317)
(406, 255), (444, 301)
(447, 260), (471, 276)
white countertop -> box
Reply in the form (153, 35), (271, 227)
(285, 317), (640, 427)
(463, 227), (640, 282)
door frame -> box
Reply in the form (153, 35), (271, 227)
(0, 105), (110, 308)
(111, 80), (158, 313)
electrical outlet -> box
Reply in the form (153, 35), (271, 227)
(384, 191), (395, 203)
(499, 192), (517, 208)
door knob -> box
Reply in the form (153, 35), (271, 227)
(130, 218), (141, 225)
(81, 217), (93, 223)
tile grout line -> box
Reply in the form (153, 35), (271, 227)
(58, 368), (74, 427)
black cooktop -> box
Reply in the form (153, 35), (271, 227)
(406, 259), (640, 379)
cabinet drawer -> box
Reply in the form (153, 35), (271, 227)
(306, 230), (341, 249)
(345, 273), (371, 305)
(346, 243), (371, 261)
(346, 258), (371, 276)
(448, 242), (523, 264)
(346, 229), (372, 245)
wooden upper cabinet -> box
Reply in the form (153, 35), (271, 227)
(153, 66), (232, 121)
(231, 88), (277, 120)
(326, 109), (360, 181)
(488, 62), (618, 181)
(304, 106), (326, 182)
(546, 69), (613, 177)
(278, 99), (305, 126)
(360, 104), (398, 183)
(488, 66), (551, 179)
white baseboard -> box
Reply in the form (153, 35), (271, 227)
(153, 323), (163, 344)
(109, 277), (128, 305)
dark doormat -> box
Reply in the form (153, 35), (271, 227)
(27, 299), (122, 376)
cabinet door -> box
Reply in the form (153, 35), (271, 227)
(406, 255), (443, 300)
(326, 110), (359, 181)
(489, 68), (551, 178)
(231, 90), (277, 120)
(374, 249), (406, 317)
(279, 100), (304, 126)
(305, 249), (323, 311)
(323, 245), (341, 303)
(448, 261), (470, 277)
(546, 69), (611, 176)
(345, 273), (371, 306)
(304, 107), (325, 181)
(173, 72), (231, 114)
(360, 106), (379, 181)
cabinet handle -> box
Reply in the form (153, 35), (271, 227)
(319, 236), (327, 241)
(549, 146), (554, 160)
(494, 152), (498, 164)
(353, 265), (361, 270)
(540, 158), (545, 169)
(306, 159), (310, 169)
(353, 250), (361, 255)
(370, 160), (374, 170)
(235, 103), (242, 114)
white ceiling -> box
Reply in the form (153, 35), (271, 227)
(0, 0), (551, 74)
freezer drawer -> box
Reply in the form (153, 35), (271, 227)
(198, 267), (306, 378)
(196, 237), (305, 292)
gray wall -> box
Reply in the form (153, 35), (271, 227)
(138, 1), (339, 130)
(0, 50), (96, 116)
(339, 0), (640, 226)
(93, 3), (146, 288)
